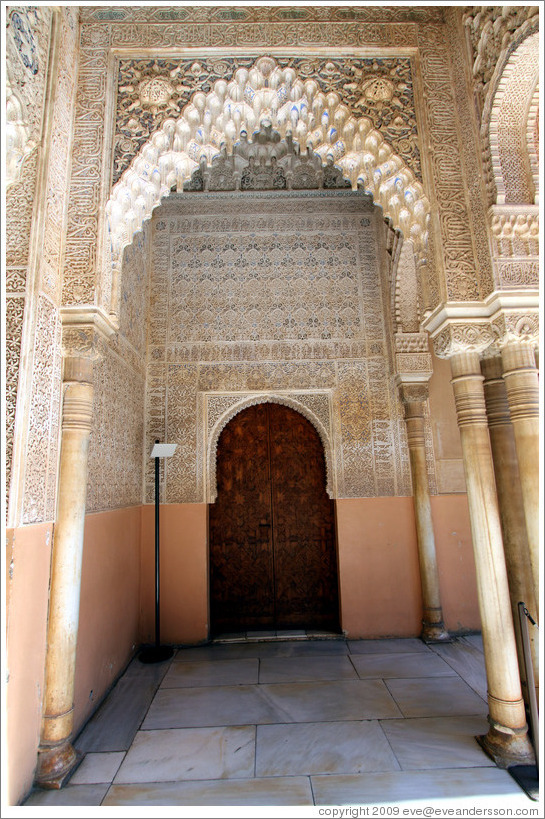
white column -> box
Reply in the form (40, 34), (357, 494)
(500, 342), (540, 619)
(481, 355), (539, 707)
(35, 356), (93, 787)
(400, 383), (449, 642)
(450, 351), (533, 766)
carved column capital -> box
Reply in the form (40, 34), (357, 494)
(431, 322), (499, 360)
(60, 306), (118, 382)
(394, 332), (433, 381)
(488, 204), (539, 291)
(492, 311), (539, 350)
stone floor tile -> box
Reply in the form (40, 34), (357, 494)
(348, 638), (432, 655)
(114, 726), (255, 783)
(351, 651), (457, 679)
(75, 677), (164, 752)
(259, 654), (358, 683)
(161, 657), (258, 688)
(70, 751), (126, 784)
(380, 714), (493, 769)
(430, 640), (488, 700)
(23, 784), (110, 806)
(103, 776), (314, 806)
(462, 633), (484, 653)
(141, 684), (286, 729)
(311, 767), (530, 805)
(385, 676), (488, 718)
(121, 654), (173, 681)
(256, 720), (400, 776)
(175, 638), (348, 662)
(261, 679), (402, 722)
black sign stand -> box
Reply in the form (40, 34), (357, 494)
(140, 441), (176, 664)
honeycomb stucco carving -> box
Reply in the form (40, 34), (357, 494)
(107, 57), (430, 317)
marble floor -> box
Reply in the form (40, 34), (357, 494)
(23, 633), (537, 813)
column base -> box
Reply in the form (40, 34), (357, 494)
(476, 724), (536, 769)
(421, 621), (451, 643)
(35, 741), (84, 789)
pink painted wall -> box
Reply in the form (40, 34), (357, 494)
(336, 497), (423, 638)
(137, 497), (479, 643)
(336, 495), (480, 638)
(431, 494), (481, 632)
(140, 503), (208, 645)
(73, 506), (142, 733)
(5, 523), (53, 806)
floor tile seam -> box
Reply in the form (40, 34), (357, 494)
(378, 707), (490, 720)
(375, 716), (403, 773)
(141, 715), (411, 729)
(307, 763), (508, 782)
(421, 647), (489, 703)
(107, 772), (317, 786)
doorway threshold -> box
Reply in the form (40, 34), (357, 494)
(212, 629), (345, 644)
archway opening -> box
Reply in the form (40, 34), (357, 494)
(209, 402), (340, 635)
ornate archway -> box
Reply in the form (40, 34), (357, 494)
(105, 56), (431, 329)
(207, 393), (335, 504)
(209, 400), (340, 634)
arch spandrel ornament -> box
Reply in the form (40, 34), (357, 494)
(106, 57), (431, 324)
(206, 393), (336, 504)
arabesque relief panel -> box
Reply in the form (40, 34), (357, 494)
(145, 191), (412, 503)
(86, 224), (150, 513)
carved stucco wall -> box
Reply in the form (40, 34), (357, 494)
(86, 225), (149, 513)
(5, 7), (79, 525)
(61, 4), (495, 322)
(144, 191), (415, 504)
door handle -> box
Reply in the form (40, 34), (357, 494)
(259, 521), (271, 526)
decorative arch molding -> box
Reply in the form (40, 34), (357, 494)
(106, 57), (430, 321)
(5, 78), (35, 188)
(482, 30), (539, 205)
(206, 392), (335, 504)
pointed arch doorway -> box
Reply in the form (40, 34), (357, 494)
(209, 402), (340, 635)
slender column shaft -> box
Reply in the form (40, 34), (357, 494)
(450, 351), (533, 766)
(402, 396), (449, 642)
(35, 373), (93, 787)
(482, 356), (539, 707)
(500, 342), (540, 618)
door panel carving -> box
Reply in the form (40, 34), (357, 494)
(209, 402), (339, 634)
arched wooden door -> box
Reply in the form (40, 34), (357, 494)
(209, 402), (340, 635)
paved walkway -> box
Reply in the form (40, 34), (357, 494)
(23, 634), (536, 811)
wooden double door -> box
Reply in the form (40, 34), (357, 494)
(209, 402), (340, 634)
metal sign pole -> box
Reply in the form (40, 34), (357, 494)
(518, 602), (539, 766)
(140, 440), (178, 664)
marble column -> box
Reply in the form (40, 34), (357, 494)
(481, 355), (539, 707)
(450, 350), (533, 766)
(400, 383), (449, 642)
(35, 354), (94, 787)
(500, 342), (540, 618)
